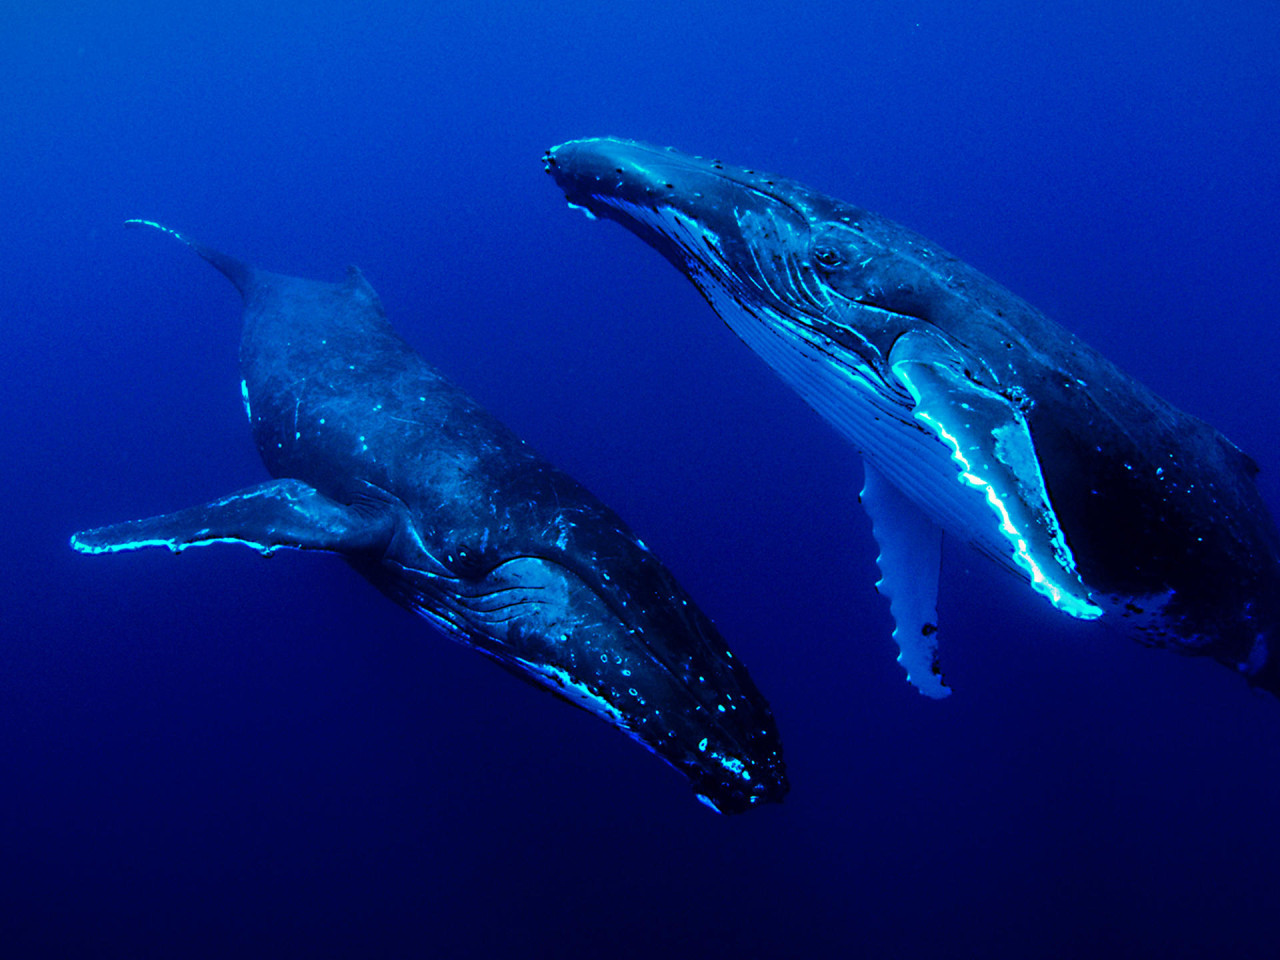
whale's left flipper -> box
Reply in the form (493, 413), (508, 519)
(70, 478), (396, 556)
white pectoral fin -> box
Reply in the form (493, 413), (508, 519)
(861, 463), (949, 698)
(888, 330), (1101, 621)
(70, 478), (397, 557)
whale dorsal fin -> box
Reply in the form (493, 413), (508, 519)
(344, 264), (386, 315)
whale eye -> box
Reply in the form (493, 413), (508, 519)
(448, 545), (496, 579)
(813, 245), (844, 270)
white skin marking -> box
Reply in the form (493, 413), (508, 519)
(277, 377), (306, 443)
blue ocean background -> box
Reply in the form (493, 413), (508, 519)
(4, 2), (1279, 956)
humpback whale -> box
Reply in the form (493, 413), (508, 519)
(71, 221), (787, 813)
(545, 138), (1280, 699)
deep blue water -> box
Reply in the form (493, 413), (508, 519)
(4, 2), (1279, 957)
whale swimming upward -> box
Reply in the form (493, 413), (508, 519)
(71, 221), (787, 813)
(545, 138), (1280, 699)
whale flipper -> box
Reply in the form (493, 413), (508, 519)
(886, 330), (1102, 622)
(861, 463), (947, 697)
(70, 479), (397, 557)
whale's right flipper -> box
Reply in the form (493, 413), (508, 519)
(70, 479), (395, 557)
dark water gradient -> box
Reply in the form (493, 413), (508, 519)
(3, 1), (1278, 957)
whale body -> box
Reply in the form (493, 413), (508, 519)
(71, 221), (788, 812)
(545, 138), (1280, 699)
